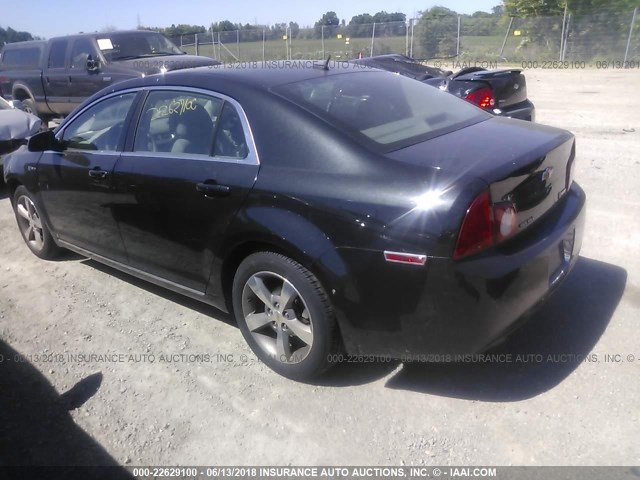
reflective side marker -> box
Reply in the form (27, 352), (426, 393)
(384, 251), (427, 266)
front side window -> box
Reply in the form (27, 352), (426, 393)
(61, 93), (136, 151)
(71, 38), (99, 69)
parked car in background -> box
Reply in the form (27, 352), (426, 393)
(4, 64), (583, 380)
(353, 54), (535, 121)
(0, 31), (219, 122)
(0, 96), (42, 180)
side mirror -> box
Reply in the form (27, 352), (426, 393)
(28, 130), (64, 152)
(87, 55), (100, 73)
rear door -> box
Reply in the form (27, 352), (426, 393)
(37, 91), (138, 262)
(43, 39), (70, 115)
(113, 88), (259, 292)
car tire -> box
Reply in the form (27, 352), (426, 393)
(12, 185), (62, 259)
(232, 252), (339, 381)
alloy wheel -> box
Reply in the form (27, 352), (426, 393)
(16, 195), (45, 251)
(241, 271), (314, 364)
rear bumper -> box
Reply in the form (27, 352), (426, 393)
(494, 99), (535, 122)
(327, 182), (585, 358)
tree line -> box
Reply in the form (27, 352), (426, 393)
(142, 11), (408, 42)
(0, 26), (37, 45)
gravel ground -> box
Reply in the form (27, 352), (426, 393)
(0, 68), (639, 467)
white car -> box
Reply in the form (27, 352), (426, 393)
(1, 96), (43, 178)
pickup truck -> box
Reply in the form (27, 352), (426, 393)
(0, 30), (218, 121)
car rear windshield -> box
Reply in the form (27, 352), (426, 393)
(273, 71), (489, 152)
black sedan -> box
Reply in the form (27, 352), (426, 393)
(353, 54), (535, 121)
(3, 63), (585, 380)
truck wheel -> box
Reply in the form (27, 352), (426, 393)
(19, 99), (38, 116)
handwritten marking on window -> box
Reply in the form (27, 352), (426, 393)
(149, 98), (199, 119)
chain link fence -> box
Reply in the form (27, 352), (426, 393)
(168, 6), (639, 66)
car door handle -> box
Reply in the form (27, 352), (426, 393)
(196, 182), (231, 198)
(88, 168), (109, 180)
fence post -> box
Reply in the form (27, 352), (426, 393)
(456, 15), (461, 57)
(405, 20), (409, 56)
(262, 28), (266, 62)
(285, 26), (289, 60)
(195, 33), (199, 56)
(321, 25), (325, 59)
(559, 4), (568, 61)
(624, 7), (638, 65)
(499, 17), (514, 59)
(562, 13), (571, 61)
(236, 30), (240, 61)
(180, 35), (183, 49)
(211, 23), (216, 59)
(370, 22), (376, 57)
(410, 18), (415, 58)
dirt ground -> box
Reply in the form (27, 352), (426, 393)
(0, 68), (639, 467)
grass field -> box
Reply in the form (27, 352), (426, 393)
(181, 30), (637, 65)
(181, 33), (568, 64)
(182, 35), (409, 62)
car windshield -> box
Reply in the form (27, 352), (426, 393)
(97, 32), (183, 61)
(273, 71), (489, 151)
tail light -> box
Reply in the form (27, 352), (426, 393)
(453, 191), (518, 260)
(465, 87), (496, 109)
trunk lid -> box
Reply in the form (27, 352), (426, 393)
(451, 69), (528, 108)
(388, 117), (575, 238)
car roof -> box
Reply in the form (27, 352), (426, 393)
(49, 30), (163, 42)
(110, 61), (381, 93)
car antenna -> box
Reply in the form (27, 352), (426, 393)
(314, 55), (331, 71)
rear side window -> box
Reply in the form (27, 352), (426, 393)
(0, 47), (42, 69)
(133, 90), (248, 159)
(134, 91), (223, 155)
(274, 71), (489, 152)
(214, 102), (248, 159)
(48, 40), (67, 69)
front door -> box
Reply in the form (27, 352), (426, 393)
(37, 92), (138, 262)
(68, 37), (107, 111)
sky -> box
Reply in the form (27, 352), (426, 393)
(3, 0), (501, 38)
